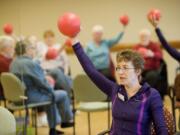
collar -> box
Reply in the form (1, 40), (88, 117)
(118, 82), (151, 101)
(17, 55), (32, 60)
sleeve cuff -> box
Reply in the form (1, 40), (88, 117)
(73, 42), (81, 50)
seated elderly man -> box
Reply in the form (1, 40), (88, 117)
(10, 40), (73, 135)
(28, 34), (73, 99)
(0, 36), (15, 100)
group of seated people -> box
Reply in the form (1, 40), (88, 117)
(0, 16), (179, 135)
(85, 24), (169, 100)
(0, 31), (74, 135)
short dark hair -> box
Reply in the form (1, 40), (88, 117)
(116, 49), (144, 71)
(15, 40), (31, 56)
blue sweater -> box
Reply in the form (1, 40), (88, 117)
(85, 32), (124, 70)
(155, 28), (180, 62)
(73, 43), (168, 135)
(10, 56), (53, 101)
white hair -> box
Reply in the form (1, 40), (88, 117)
(0, 36), (14, 51)
(139, 29), (151, 37)
(27, 35), (38, 45)
(92, 25), (104, 33)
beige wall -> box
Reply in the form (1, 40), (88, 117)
(0, 0), (179, 84)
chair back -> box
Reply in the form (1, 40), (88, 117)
(0, 106), (16, 135)
(151, 107), (176, 135)
(175, 73), (180, 100)
(73, 74), (107, 102)
(0, 72), (26, 102)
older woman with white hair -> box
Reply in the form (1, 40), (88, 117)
(0, 36), (15, 60)
(133, 29), (164, 98)
(134, 29), (162, 71)
(0, 36), (15, 100)
(85, 25), (125, 81)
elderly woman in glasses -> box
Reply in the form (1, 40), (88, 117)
(68, 31), (167, 134)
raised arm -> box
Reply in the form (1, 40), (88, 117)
(148, 15), (180, 62)
(72, 41), (118, 97)
(106, 31), (124, 48)
(155, 28), (180, 61)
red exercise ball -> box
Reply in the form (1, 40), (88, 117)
(64, 39), (72, 47)
(119, 15), (129, 26)
(138, 48), (148, 57)
(147, 9), (161, 21)
(153, 9), (161, 20)
(46, 48), (59, 60)
(57, 12), (81, 37)
(3, 23), (13, 35)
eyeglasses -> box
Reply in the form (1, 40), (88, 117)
(115, 67), (135, 72)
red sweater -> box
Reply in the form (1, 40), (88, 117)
(0, 54), (12, 97)
(133, 41), (163, 70)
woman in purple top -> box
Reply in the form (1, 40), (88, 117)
(70, 34), (167, 134)
(148, 16), (180, 62)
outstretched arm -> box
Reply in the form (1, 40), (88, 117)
(155, 28), (180, 61)
(106, 31), (124, 48)
(148, 15), (180, 62)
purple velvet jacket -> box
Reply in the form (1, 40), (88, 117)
(73, 42), (168, 135)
